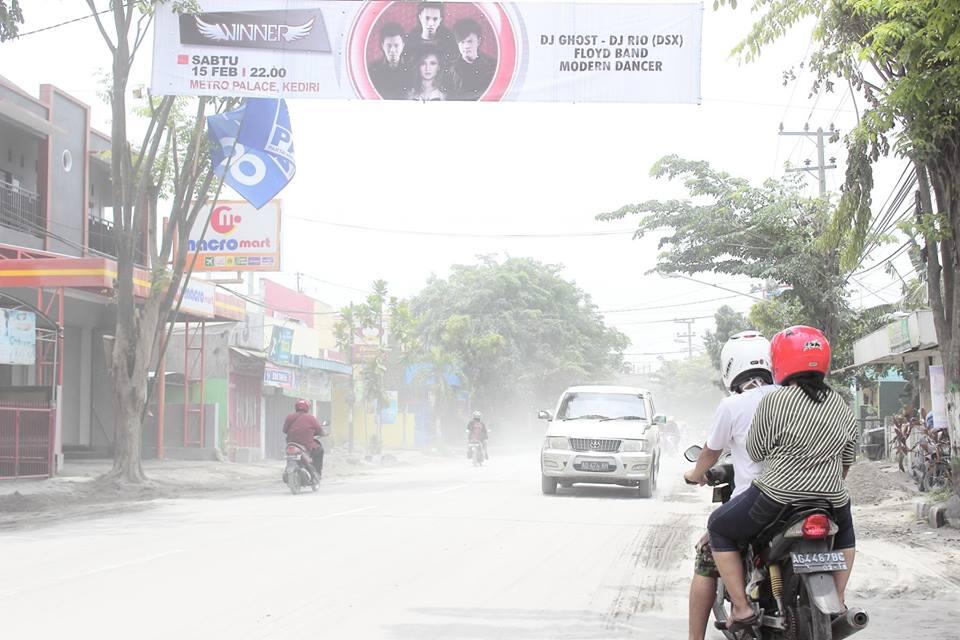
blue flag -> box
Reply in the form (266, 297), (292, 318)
(207, 98), (296, 210)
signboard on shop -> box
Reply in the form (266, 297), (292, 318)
(187, 200), (282, 272)
(151, 1), (703, 104)
(264, 363), (296, 391)
(177, 279), (217, 317)
(0, 309), (36, 365)
(268, 325), (294, 363)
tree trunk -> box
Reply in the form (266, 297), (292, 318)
(921, 156), (960, 455)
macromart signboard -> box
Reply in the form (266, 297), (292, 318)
(188, 200), (282, 272)
(178, 279), (216, 318)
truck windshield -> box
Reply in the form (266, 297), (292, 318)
(557, 393), (647, 421)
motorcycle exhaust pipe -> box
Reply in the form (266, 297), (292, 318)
(831, 607), (869, 640)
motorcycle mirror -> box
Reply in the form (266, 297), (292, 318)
(320, 420), (330, 427)
(683, 445), (702, 462)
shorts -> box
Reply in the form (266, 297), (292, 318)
(694, 533), (719, 579)
(708, 484), (857, 552)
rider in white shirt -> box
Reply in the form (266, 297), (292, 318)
(683, 331), (777, 640)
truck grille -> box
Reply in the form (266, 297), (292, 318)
(570, 438), (621, 453)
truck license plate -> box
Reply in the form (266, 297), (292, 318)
(581, 461), (612, 472)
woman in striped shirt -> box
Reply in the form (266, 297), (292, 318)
(706, 326), (859, 630)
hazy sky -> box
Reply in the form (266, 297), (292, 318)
(2, 1), (912, 369)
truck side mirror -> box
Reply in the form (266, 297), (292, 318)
(538, 410), (552, 421)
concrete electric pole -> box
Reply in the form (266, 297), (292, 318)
(780, 124), (839, 197)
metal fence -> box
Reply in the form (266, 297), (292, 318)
(87, 214), (146, 265)
(857, 417), (888, 461)
(0, 400), (55, 479)
(0, 181), (43, 235)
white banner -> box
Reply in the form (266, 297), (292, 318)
(0, 309), (36, 365)
(929, 365), (948, 431)
(151, 1), (703, 104)
(188, 200), (282, 272)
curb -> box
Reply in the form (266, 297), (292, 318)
(929, 504), (947, 528)
(915, 498), (950, 529)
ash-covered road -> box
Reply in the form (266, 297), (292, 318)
(2, 453), (956, 639)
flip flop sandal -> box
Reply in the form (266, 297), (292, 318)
(723, 613), (759, 633)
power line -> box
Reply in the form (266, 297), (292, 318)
(622, 347), (706, 356)
(13, 2), (132, 38)
(662, 274), (766, 302)
(850, 240), (912, 278)
(599, 294), (739, 313)
(286, 216), (636, 239)
(612, 315), (714, 326)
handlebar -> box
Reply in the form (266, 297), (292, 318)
(704, 464), (734, 486)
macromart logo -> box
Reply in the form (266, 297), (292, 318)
(210, 205), (241, 235)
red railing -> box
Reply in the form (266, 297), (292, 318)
(229, 373), (262, 449)
(0, 401), (55, 479)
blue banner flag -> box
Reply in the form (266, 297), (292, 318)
(207, 98), (296, 210)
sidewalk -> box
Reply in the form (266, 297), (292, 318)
(0, 448), (442, 530)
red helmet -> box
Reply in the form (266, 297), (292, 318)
(770, 326), (831, 384)
(295, 398), (311, 412)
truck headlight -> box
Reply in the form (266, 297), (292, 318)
(620, 439), (650, 453)
(545, 436), (570, 450)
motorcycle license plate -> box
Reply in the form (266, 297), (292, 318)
(791, 551), (848, 573)
(580, 461), (612, 472)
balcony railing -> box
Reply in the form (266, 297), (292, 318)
(0, 181), (43, 236)
(87, 213), (146, 265)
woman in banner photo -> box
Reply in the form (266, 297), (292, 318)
(407, 45), (446, 101)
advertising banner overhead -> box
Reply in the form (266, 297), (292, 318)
(151, 1), (703, 104)
(188, 200), (282, 272)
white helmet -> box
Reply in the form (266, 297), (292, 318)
(720, 330), (773, 392)
(472, 411), (482, 419)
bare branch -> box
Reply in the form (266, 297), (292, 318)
(85, 0), (116, 52)
(134, 96), (173, 176)
(130, 12), (154, 65)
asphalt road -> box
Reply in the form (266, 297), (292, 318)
(2, 452), (958, 639)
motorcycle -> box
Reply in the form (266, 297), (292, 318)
(468, 440), (484, 466)
(684, 444), (869, 640)
(283, 432), (325, 495)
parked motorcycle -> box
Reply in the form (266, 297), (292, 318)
(684, 444), (869, 640)
(468, 440), (484, 466)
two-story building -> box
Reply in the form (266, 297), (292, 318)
(0, 75), (246, 478)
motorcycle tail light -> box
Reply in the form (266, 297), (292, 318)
(802, 514), (830, 539)
(286, 446), (300, 456)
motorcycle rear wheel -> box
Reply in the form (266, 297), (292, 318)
(921, 462), (950, 492)
(288, 469), (302, 495)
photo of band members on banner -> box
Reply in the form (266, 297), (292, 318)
(364, 2), (498, 101)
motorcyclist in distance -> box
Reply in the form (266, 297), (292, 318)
(466, 410), (489, 460)
(283, 399), (327, 485)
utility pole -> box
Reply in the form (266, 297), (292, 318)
(295, 271), (302, 293)
(674, 318), (696, 359)
(780, 124), (839, 197)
